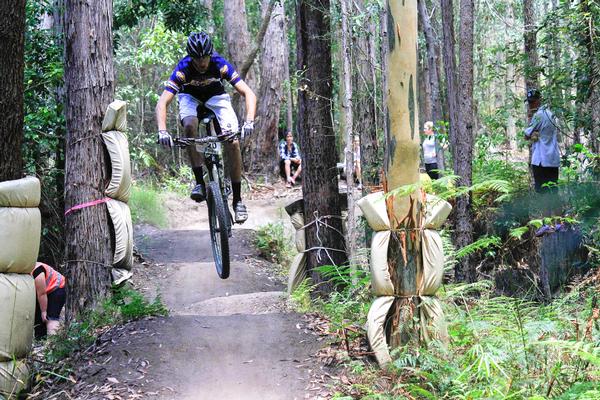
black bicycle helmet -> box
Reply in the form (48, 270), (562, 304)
(187, 32), (213, 58)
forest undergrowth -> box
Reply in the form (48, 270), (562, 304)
(286, 146), (600, 399)
(289, 253), (600, 400)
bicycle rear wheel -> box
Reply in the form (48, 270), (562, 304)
(206, 181), (230, 279)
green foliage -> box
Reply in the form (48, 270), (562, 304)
(254, 221), (295, 267)
(290, 279), (314, 313)
(108, 286), (169, 320)
(44, 286), (168, 363)
(455, 235), (501, 260)
(24, 0), (66, 265)
(129, 184), (168, 228)
(315, 263), (372, 334)
(161, 165), (194, 197)
(337, 280), (600, 399)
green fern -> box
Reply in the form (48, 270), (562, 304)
(455, 235), (501, 259)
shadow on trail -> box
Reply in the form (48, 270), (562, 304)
(135, 226), (256, 264)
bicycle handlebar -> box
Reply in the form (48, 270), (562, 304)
(173, 132), (238, 147)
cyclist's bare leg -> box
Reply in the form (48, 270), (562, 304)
(224, 139), (247, 223)
(183, 116), (206, 201)
(182, 116), (204, 168)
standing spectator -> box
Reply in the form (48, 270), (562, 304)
(32, 262), (67, 338)
(279, 131), (302, 188)
(524, 89), (560, 192)
(422, 121), (439, 180)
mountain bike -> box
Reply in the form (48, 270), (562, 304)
(173, 110), (235, 279)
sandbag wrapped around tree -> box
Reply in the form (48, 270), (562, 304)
(370, 231), (394, 296)
(0, 274), (35, 361)
(424, 194), (452, 229)
(102, 100), (127, 132)
(287, 253), (307, 295)
(287, 212), (307, 294)
(107, 199), (133, 270)
(0, 359), (29, 397)
(102, 130), (132, 202)
(367, 296), (394, 366)
(419, 297), (449, 343)
(112, 268), (133, 286)
(357, 192), (390, 231)
(290, 212), (305, 253)
(0, 176), (40, 208)
(418, 230), (444, 295)
(0, 207), (41, 274)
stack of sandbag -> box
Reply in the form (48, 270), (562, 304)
(0, 177), (41, 396)
(357, 191), (452, 367)
(102, 100), (134, 285)
(287, 211), (307, 294)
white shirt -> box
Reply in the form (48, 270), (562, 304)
(422, 136), (437, 164)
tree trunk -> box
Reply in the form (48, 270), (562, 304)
(283, 12), (294, 132)
(384, 0), (423, 348)
(0, 0), (26, 181)
(453, 0), (475, 282)
(381, 5), (390, 173)
(352, 1), (379, 189)
(581, 0), (600, 153)
(441, 0), (459, 160)
(248, 0), (286, 175)
(223, 0), (256, 122)
(201, 0), (215, 35)
(63, 0), (115, 319)
(296, 0), (347, 296)
(523, 0), (539, 95)
(418, 0), (444, 170)
(341, 0), (358, 264)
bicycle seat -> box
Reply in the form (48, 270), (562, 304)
(197, 105), (217, 124)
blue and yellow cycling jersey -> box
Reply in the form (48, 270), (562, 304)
(164, 53), (242, 102)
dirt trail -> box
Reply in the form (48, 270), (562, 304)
(126, 193), (323, 399)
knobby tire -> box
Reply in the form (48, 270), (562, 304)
(207, 181), (230, 279)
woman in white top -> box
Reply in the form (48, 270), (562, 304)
(422, 121), (439, 180)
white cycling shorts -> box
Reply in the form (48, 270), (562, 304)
(177, 93), (239, 133)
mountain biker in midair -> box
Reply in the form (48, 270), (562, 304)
(155, 32), (256, 223)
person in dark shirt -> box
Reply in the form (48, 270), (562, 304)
(155, 32), (257, 223)
(32, 262), (66, 338)
(279, 131), (302, 188)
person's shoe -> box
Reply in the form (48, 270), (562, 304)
(190, 184), (206, 203)
(233, 202), (248, 223)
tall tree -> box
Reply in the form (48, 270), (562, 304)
(384, 0), (423, 347)
(441, 0), (459, 159)
(0, 0), (26, 181)
(580, 0), (600, 153)
(223, 0), (256, 122)
(418, 0), (441, 124)
(63, 0), (115, 318)
(340, 0), (358, 263)
(247, 0), (286, 174)
(454, 0), (475, 282)
(523, 0), (539, 96)
(352, 0), (380, 188)
(417, 0), (444, 169)
(296, 0), (347, 295)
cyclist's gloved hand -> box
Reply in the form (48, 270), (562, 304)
(157, 130), (173, 148)
(241, 120), (254, 140)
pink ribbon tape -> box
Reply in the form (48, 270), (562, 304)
(64, 197), (111, 217)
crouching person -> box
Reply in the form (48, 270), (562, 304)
(32, 262), (67, 338)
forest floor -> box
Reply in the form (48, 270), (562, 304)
(34, 181), (344, 400)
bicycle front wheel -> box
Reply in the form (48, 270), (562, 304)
(206, 181), (230, 279)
